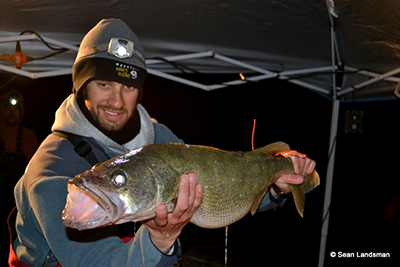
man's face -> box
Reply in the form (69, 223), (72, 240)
(84, 80), (140, 132)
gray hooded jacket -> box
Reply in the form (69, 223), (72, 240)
(12, 94), (183, 267)
(12, 94), (281, 266)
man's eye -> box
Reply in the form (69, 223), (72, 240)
(98, 82), (109, 88)
(125, 86), (136, 90)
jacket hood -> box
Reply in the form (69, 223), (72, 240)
(51, 94), (154, 156)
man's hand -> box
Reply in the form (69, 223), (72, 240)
(271, 152), (316, 197)
(143, 173), (203, 253)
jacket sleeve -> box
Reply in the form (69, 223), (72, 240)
(28, 177), (181, 267)
(257, 190), (287, 212)
(153, 122), (184, 144)
(15, 134), (181, 267)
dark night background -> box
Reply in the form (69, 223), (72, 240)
(2, 72), (399, 266)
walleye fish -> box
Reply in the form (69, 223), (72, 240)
(62, 142), (319, 230)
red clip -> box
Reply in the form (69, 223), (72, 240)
(14, 51), (27, 68)
(274, 151), (306, 158)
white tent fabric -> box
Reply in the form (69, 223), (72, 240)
(1, 0), (400, 100)
(1, 1), (400, 266)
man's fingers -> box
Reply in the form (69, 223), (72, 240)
(289, 154), (315, 176)
(151, 173), (202, 227)
(193, 184), (203, 208)
(290, 155), (300, 174)
(171, 173), (202, 220)
(144, 173), (203, 251)
(188, 173), (197, 206)
(278, 174), (304, 185)
(306, 159), (316, 176)
(274, 175), (303, 194)
(154, 204), (168, 227)
(173, 174), (190, 218)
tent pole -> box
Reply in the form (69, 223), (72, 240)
(319, 1), (341, 264)
(318, 98), (339, 267)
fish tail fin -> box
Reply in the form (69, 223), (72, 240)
(254, 142), (319, 217)
(290, 170), (320, 217)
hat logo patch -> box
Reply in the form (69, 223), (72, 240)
(115, 62), (139, 80)
(130, 70), (138, 79)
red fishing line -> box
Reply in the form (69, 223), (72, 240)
(251, 119), (256, 151)
(275, 151), (307, 157)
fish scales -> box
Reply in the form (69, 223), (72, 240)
(62, 142), (320, 230)
(145, 143), (293, 228)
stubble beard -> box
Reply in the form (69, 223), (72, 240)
(91, 105), (130, 132)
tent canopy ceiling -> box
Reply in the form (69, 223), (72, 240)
(1, 0), (400, 100)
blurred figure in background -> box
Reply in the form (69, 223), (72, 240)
(0, 88), (38, 264)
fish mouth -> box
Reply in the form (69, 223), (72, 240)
(62, 178), (122, 230)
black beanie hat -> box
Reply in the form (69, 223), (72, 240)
(72, 18), (147, 97)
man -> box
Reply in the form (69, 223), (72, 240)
(10, 19), (315, 266)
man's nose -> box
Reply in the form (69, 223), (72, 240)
(107, 87), (125, 109)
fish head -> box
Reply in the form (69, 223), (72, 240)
(62, 149), (174, 230)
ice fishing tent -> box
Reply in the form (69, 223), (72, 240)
(1, 0), (400, 100)
(1, 0), (399, 265)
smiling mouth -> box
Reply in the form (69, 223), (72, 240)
(105, 110), (118, 115)
(103, 109), (123, 117)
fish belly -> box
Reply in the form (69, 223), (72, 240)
(154, 144), (275, 228)
(191, 166), (271, 228)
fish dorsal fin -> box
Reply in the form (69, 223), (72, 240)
(250, 188), (269, 215)
(253, 142), (290, 156)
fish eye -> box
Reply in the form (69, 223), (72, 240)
(112, 171), (126, 187)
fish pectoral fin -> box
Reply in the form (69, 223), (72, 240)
(250, 188), (269, 215)
(152, 164), (181, 204)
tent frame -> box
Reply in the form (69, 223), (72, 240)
(0, 33), (79, 78)
(318, 2), (341, 264)
(2, 35), (399, 94)
(1, 34), (400, 95)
